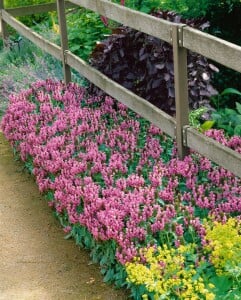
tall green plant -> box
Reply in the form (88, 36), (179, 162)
(66, 8), (111, 61)
(159, 0), (240, 19)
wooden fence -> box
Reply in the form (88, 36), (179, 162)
(0, 0), (241, 177)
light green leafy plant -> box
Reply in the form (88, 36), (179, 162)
(189, 107), (215, 132)
(211, 88), (241, 136)
(211, 88), (241, 110)
(66, 8), (111, 61)
(211, 102), (241, 136)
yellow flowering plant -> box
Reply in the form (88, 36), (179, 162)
(126, 244), (215, 300)
(204, 217), (241, 298)
(204, 218), (241, 276)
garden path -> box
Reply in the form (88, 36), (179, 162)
(0, 131), (128, 300)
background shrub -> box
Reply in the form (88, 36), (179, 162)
(112, 0), (162, 13)
(89, 10), (218, 114)
(66, 8), (112, 61)
(159, 0), (241, 108)
(4, 0), (51, 27)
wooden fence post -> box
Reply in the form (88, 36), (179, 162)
(56, 0), (71, 84)
(0, 0), (8, 47)
(172, 24), (190, 159)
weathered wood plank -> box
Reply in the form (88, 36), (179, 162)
(185, 126), (241, 178)
(5, 1), (76, 17)
(183, 27), (241, 73)
(1, 10), (62, 60)
(66, 51), (176, 137)
(69, 0), (172, 43)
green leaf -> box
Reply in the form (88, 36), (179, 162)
(201, 120), (215, 131)
(103, 268), (114, 283)
(224, 108), (236, 115)
(221, 88), (241, 97)
(210, 275), (233, 295)
(234, 125), (241, 136)
(70, 44), (81, 51)
(211, 112), (222, 120)
(64, 232), (73, 240)
(178, 181), (188, 192)
(236, 102), (241, 115)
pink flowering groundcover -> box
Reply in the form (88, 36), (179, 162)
(1, 79), (241, 299)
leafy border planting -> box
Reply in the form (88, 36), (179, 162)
(1, 80), (241, 299)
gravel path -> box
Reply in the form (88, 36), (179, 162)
(0, 131), (128, 300)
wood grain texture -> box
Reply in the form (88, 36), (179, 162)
(183, 27), (241, 73)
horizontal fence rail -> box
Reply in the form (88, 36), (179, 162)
(185, 126), (241, 176)
(183, 27), (241, 73)
(70, 0), (172, 43)
(0, 0), (241, 178)
(66, 51), (176, 137)
(1, 10), (62, 60)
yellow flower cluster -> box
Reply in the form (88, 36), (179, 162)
(125, 244), (215, 300)
(204, 217), (241, 276)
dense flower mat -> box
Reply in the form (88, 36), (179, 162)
(1, 79), (241, 299)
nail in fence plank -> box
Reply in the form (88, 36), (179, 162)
(172, 25), (189, 159)
(57, 0), (71, 84)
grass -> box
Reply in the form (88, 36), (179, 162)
(0, 24), (87, 121)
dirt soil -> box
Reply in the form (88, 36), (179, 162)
(0, 131), (129, 300)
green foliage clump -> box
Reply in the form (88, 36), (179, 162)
(4, 0), (49, 7)
(159, 0), (208, 18)
(4, 0), (51, 27)
(190, 88), (241, 136)
(210, 88), (241, 137)
(211, 102), (241, 137)
(112, 0), (162, 13)
(159, 0), (240, 20)
(67, 8), (112, 61)
(159, 0), (241, 106)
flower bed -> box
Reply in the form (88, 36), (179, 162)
(1, 79), (241, 299)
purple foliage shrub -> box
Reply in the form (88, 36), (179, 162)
(1, 79), (241, 266)
(89, 10), (218, 114)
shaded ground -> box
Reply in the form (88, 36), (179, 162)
(0, 131), (129, 300)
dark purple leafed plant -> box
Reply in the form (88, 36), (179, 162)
(89, 10), (218, 114)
